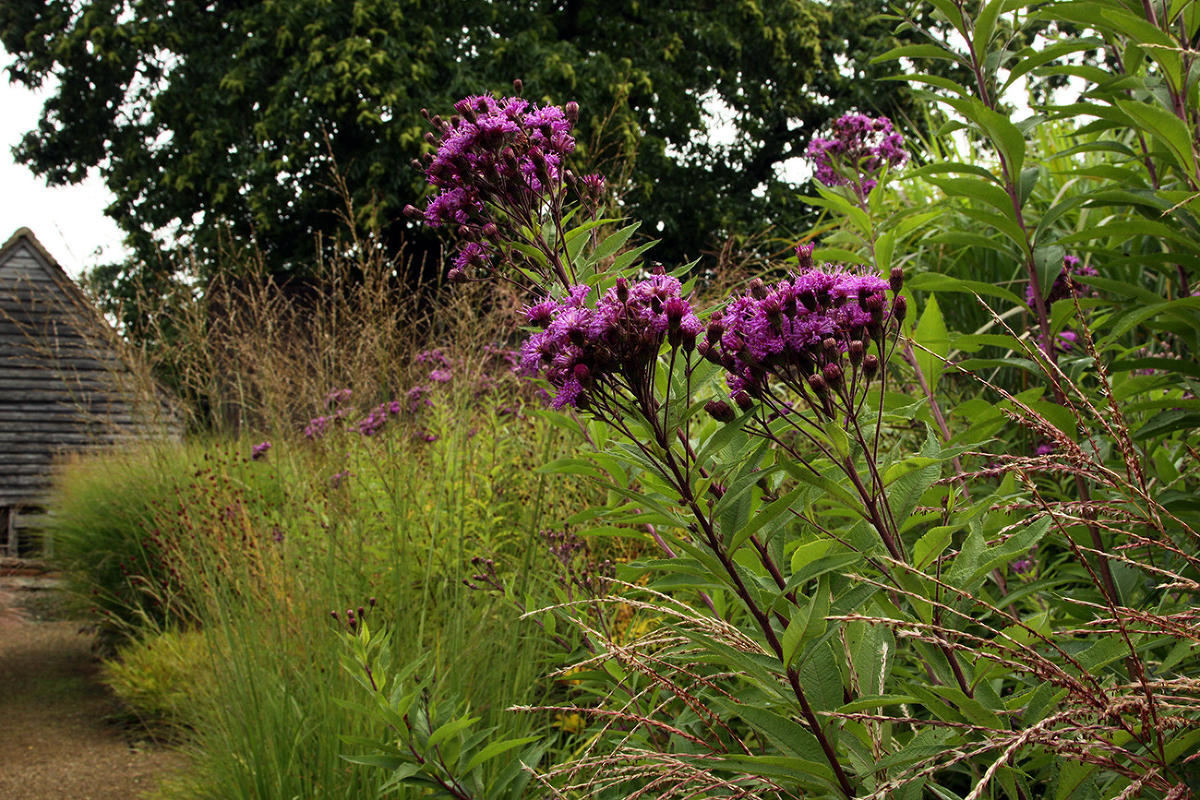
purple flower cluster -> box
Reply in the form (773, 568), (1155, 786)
(807, 113), (907, 196)
(305, 415), (332, 439)
(519, 276), (703, 409)
(406, 384), (433, 413)
(324, 388), (352, 408)
(407, 94), (578, 281)
(1027, 254), (1097, 308)
(416, 348), (451, 368)
(699, 266), (894, 397)
(355, 400), (404, 436)
(250, 441), (271, 461)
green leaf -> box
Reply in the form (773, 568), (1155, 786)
(913, 295), (949, 390)
(710, 698), (833, 774)
(943, 96), (1026, 176)
(1132, 410), (1200, 440)
(463, 735), (540, 773)
(972, 0), (1005, 62)
(342, 753), (414, 772)
(926, 175), (1014, 216)
(1002, 39), (1103, 92)
(873, 43), (965, 64)
(729, 486), (804, 553)
(779, 460), (867, 521)
(888, 428), (942, 529)
(946, 517), (1049, 591)
(913, 525), (955, 570)
(426, 715), (480, 749)
(585, 221), (640, 267)
(608, 240), (658, 274)
(906, 272), (1024, 304)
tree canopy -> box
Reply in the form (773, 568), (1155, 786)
(2, 0), (922, 299)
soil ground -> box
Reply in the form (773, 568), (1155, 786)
(0, 563), (187, 799)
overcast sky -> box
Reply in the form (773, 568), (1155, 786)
(1, 47), (130, 279)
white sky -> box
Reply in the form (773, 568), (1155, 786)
(1, 47), (130, 279)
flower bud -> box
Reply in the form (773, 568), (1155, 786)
(615, 277), (630, 302)
(681, 329), (697, 353)
(424, 131), (438, 145)
(706, 319), (724, 343)
(889, 266), (904, 294)
(848, 340), (864, 365)
(482, 222), (500, 240)
(795, 241), (815, 270)
(892, 294), (908, 322)
(513, 78), (524, 95)
(403, 204), (423, 219)
(705, 399), (736, 422)
(822, 337), (839, 358)
(733, 390), (754, 410)
(447, 266), (468, 284)
(863, 353), (879, 380)
(565, 101), (579, 126)
(823, 362), (844, 389)
(807, 372), (829, 396)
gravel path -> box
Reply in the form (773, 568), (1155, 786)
(0, 569), (187, 799)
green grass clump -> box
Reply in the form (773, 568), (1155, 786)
(51, 380), (594, 799)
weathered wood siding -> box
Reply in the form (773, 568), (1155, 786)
(0, 228), (175, 515)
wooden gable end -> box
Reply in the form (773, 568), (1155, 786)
(0, 228), (170, 508)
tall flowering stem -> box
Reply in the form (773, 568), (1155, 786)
(807, 113), (908, 203)
(701, 247), (909, 560)
(405, 88), (603, 295)
(410, 91), (948, 799)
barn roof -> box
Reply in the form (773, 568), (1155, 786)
(0, 227), (176, 509)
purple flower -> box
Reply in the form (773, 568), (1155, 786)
(414, 94), (579, 281)
(406, 385), (433, 413)
(1010, 557), (1035, 575)
(429, 368), (453, 383)
(807, 113), (907, 197)
(416, 348), (452, 368)
(579, 173), (606, 201)
(1034, 441), (1056, 456)
(251, 441), (271, 460)
(305, 415), (333, 439)
(355, 403), (391, 436)
(324, 388), (352, 408)
(330, 470), (351, 489)
(453, 241), (492, 273)
(519, 275), (702, 409)
(707, 265), (890, 396)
